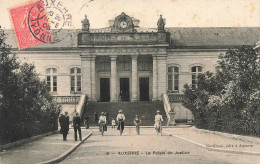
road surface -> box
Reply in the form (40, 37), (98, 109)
(59, 127), (260, 164)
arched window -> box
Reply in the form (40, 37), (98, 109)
(191, 66), (203, 89)
(46, 68), (57, 92)
(70, 67), (81, 92)
(167, 66), (179, 92)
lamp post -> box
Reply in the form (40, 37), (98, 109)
(73, 92), (77, 115)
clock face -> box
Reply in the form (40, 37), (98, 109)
(119, 21), (128, 29)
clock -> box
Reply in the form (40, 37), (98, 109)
(119, 21), (128, 29)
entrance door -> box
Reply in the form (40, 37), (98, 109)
(100, 78), (110, 102)
(120, 78), (130, 101)
(139, 78), (149, 101)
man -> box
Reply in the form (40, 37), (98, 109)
(94, 112), (99, 126)
(116, 110), (125, 133)
(73, 112), (82, 141)
(59, 112), (69, 141)
(154, 110), (163, 134)
(105, 112), (109, 125)
(84, 114), (89, 129)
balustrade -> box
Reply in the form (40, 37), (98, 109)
(52, 96), (80, 104)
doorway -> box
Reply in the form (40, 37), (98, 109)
(120, 78), (130, 101)
(100, 78), (110, 102)
(139, 78), (149, 101)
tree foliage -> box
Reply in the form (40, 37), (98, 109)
(0, 28), (60, 144)
(182, 46), (260, 136)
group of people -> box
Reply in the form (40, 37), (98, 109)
(97, 109), (126, 133)
(98, 109), (164, 135)
(59, 109), (164, 140)
(59, 111), (82, 141)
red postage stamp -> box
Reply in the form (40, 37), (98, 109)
(9, 0), (52, 49)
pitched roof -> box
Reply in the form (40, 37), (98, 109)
(3, 27), (260, 50)
(166, 27), (260, 48)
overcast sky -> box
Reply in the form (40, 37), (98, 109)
(0, 0), (259, 29)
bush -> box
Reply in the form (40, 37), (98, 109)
(0, 28), (60, 144)
(182, 46), (260, 136)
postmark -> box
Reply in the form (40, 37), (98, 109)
(28, 0), (52, 43)
(10, 0), (72, 49)
(9, 1), (51, 49)
(40, 0), (72, 43)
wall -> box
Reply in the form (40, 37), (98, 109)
(166, 50), (224, 93)
(17, 51), (81, 96)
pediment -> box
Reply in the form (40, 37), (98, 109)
(111, 12), (135, 33)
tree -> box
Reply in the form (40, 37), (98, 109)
(182, 46), (260, 136)
(0, 27), (60, 144)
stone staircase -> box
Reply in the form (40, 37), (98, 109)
(82, 101), (166, 126)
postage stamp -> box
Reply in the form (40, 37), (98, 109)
(9, 0), (72, 49)
(9, 0), (52, 49)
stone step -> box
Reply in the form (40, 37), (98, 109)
(82, 101), (166, 126)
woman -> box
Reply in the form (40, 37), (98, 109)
(99, 112), (107, 132)
(154, 110), (163, 135)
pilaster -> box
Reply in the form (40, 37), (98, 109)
(131, 55), (138, 102)
(110, 55), (118, 102)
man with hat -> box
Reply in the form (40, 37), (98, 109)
(116, 110), (125, 133)
(154, 110), (163, 134)
(73, 112), (82, 141)
(59, 111), (69, 141)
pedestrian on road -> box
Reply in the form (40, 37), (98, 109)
(133, 115), (141, 135)
(111, 118), (116, 128)
(105, 112), (109, 125)
(59, 112), (69, 141)
(73, 112), (82, 141)
(99, 112), (107, 132)
(94, 112), (99, 126)
(154, 110), (163, 135)
(84, 114), (89, 129)
(117, 110), (125, 133)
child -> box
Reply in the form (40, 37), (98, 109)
(133, 115), (141, 135)
(111, 118), (116, 129)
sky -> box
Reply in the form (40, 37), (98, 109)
(0, 0), (259, 29)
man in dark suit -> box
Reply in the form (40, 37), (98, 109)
(94, 112), (98, 126)
(73, 112), (82, 141)
(59, 112), (69, 141)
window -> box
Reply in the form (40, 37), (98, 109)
(191, 66), (203, 89)
(215, 66), (221, 72)
(46, 68), (57, 92)
(167, 66), (179, 92)
(70, 67), (81, 92)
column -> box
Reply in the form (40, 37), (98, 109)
(90, 56), (96, 101)
(157, 55), (167, 100)
(131, 55), (138, 102)
(152, 55), (158, 101)
(81, 56), (92, 99)
(110, 55), (117, 102)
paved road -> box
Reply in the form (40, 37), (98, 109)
(59, 127), (260, 164)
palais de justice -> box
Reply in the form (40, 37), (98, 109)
(6, 13), (260, 123)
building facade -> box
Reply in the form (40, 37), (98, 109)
(5, 13), (260, 117)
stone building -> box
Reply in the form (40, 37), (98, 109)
(5, 13), (260, 123)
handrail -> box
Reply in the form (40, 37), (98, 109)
(162, 94), (172, 126)
(76, 95), (87, 118)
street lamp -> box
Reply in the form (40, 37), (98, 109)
(73, 91), (77, 115)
